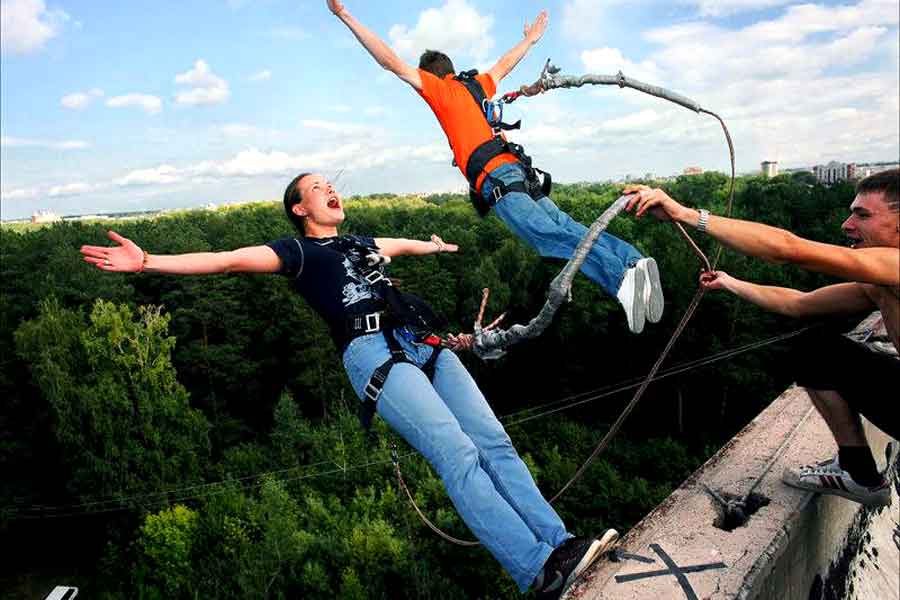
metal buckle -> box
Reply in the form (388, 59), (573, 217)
(364, 382), (381, 403)
(365, 270), (385, 285)
(492, 185), (504, 203)
(364, 312), (381, 333)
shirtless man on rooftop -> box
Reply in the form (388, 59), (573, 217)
(624, 168), (899, 507)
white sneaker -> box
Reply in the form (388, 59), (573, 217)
(782, 456), (891, 507)
(637, 257), (664, 324)
(616, 266), (646, 334)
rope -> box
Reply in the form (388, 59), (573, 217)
(390, 442), (481, 547)
(501, 327), (811, 426)
(549, 287), (706, 502)
(6, 451), (418, 520)
(5, 325), (808, 522)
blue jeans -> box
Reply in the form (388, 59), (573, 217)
(343, 329), (570, 592)
(486, 162), (643, 296)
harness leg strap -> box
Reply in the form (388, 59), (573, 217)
(421, 346), (443, 382)
(359, 331), (443, 431)
(359, 327), (410, 430)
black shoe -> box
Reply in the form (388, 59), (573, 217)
(534, 529), (619, 599)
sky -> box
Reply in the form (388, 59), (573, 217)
(1, 0), (898, 220)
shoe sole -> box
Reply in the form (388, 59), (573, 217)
(782, 472), (891, 508)
(561, 529), (619, 596)
(643, 258), (664, 324)
(629, 271), (646, 334)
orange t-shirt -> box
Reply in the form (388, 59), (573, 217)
(417, 69), (518, 192)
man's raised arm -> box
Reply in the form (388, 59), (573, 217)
(487, 10), (548, 84)
(623, 185), (900, 286)
(327, 0), (422, 90)
(81, 230), (282, 275)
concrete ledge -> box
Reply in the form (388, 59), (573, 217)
(568, 386), (899, 600)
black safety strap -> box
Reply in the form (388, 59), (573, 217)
(359, 327), (442, 431)
(452, 71), (551, 215)
(420, 345), (443, 381)
(360, 326), (409, 430)
(454, 70), (521, 133)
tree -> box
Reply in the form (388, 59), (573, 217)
(14, 298), (209, 501)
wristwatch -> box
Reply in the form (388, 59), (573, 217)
(697, 209), (710, 234)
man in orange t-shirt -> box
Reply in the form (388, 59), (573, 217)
(326, 1), (664, 338)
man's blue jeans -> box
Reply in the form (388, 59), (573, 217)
(486, 162), (643, 296)
(343, 330), (570, 592)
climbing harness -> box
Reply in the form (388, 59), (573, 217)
(318, 236), (445, 429)
(452, 70), (552, 216)
(394, 60), (738, 545)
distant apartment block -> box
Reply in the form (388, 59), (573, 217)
(683, 166), (704, 175)
(813, 161), (856, 184)
(761, 161), (778, 178)
(31, 209), (61, 224)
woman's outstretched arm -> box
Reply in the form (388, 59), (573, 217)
(374, 234), (459, 258)
(81, 230), (282, 275)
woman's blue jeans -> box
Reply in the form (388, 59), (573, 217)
(343, 329), (570, 592)
(486, 162), (643, 296)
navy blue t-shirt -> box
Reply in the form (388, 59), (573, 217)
(266, 235), (388, 350)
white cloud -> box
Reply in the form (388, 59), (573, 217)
(1, 135), (89, 149)
(555, 1), (899, 172)
(580, 47), (662, 83)
(601, 109), (661, 131)
(388, 0), (494, 62)
(106, 94), (162, 114)
(174, 60), (230, 106)
(48, 182), (94, 197)
(0, 0), (67, 55)
(363, 106), (386, 116)
(60, 88), (104, 110)
(301, 119), (381, 136)
(220, 123), (261, 137)
(644, 12), (895, 86)
(248, 69), (271, 82)
(115, 165), (182, 186)
(1, 186), (40, 201)
(686, 0), (793, 17)
(741, 0), (899, 42)
(561, 0), (614, 41)
(102, 140), (449, 193)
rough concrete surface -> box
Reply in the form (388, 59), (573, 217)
(567, 385), (899, 600)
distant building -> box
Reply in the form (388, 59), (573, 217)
(761, 161), (778, 178)
(683, 166), (704, 176)
(854, 166), (874, 180)
(814, 161), (856, 184)
(31, 209), (61, 224)
(855, 163), (900, 179)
